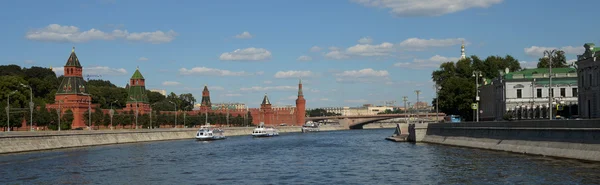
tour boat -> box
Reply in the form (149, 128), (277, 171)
(301, 121), (320, 133)
(195, 124), (226, 141)
(252, 122), (279, 137)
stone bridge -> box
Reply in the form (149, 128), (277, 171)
(306, 113), (444, 129)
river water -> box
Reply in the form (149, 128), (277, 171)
(1, 129), (599, 184)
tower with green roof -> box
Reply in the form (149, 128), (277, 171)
(53, 47), (92, 129)
(124, 67), (151, 114)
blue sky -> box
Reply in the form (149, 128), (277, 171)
(1, 0), (598, 109)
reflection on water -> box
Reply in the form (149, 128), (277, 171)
(1, 129), (600, 184)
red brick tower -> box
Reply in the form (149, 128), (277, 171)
(295, 79), (306, 126)
(260, 93), (273, 125)
(200, 84), (211, 111)
(54, 47), (91, 129)
(123, 67), (152, 114)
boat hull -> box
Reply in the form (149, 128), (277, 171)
(195, 136), (226, 141)
(301, 127), (320, 133)
(251, 133), (279, 137)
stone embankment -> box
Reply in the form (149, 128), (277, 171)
(410, 120), (600, 161)
(0, 125), (348, 154)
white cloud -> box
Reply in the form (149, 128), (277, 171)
(335, 68), (390, 83)
(162, 81), (181, 86)
(235, 31), (253, 39)
(219, 47), (272, 61)
(310, 89), (320, 93)
(352, 0), (503, 17)
(524, 46), (585, 57)
(394, 55), (460, 69)
(138, 57), (149, 61)
(274, 70), (314, 79)
(328, 46), (341, 51)
(223, 93), (242, 97)
(240, 86), (297, 92)
(256, 71), (265, 75)
(25, 24), (177, 44)
(297, 55), (312, 61)
(263, 80), (272, 84)
(324, 42), (395, 60)
(399, 38), (466, 50)
(320, 98), (331, 101)
(345, 99), (368, 103)
(52, 66), (128, 76)
(310, 46), (322, 52)
(179, 67), (251, 76)
(358, 36), (373, 44)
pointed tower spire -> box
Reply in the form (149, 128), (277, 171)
(72, 46), (75, 53)
(262, 93), (271, 105)
(298, 78), (303, 97)
(460, 41), (466, 59)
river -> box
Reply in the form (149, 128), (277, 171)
(1, 129), (599, 184)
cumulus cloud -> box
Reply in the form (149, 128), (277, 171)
(297, 55), (312, 61)
(52, 66), (128, 76)
(138, 57), (149, 61)
(263, 80), (272, 84)
(324, 42), (395, 60)
(179, 67), (251, 76)
(219, 47), (272, 61)
(399, 38), (466, 50)
(235, 31), (253, 39)
(310, 46), (322, 52)
(358, 36), (373, 44)
(240, 86), (298, 92)
(335, 68), (390, 83)
(274, 70), (314, 79)
(394, 55), (460, 69)
(162, 81), (181, 86)
(524, 46), (585, 57)
(352, 0), (503, 17)
(519, 61), (538, 69)
(25, 24), (177, 44)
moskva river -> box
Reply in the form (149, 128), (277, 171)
(1, 129), (599, 184)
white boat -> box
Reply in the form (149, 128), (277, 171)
(301, 121), (320, 133)
(252, 122), (279, 137)
(195, 124), (226, 141)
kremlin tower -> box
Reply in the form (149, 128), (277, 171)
(260, 93), (274, 125)
(53, 47), (92, 129)
(200, 85), (211, 111)
(295, 79), (306, 126)
(460, 41), (466, 60)
(123, 67), (151, 114)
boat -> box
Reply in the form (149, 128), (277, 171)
(301, 121), (320, 133)
(252, 122), (279, 137)
(195, 123), (226, 141)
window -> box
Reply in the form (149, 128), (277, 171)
(517, 89), (522, 98)
(573, 88), (578, 97)
(589, 74), (593, 87)
(560, 88), (566, 97)
(537, 89), (542, 98)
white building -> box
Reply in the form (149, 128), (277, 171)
(480, 68), (578, 120)
(320, 105), (395, 116)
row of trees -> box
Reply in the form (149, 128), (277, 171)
(431, 51), (569, 121)
(306, 108), (341, 117)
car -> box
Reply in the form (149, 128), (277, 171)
(279, 123), (287, 126)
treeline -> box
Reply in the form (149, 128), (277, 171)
(306, 108), (341, 117)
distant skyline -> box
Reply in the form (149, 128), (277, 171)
(1, 0), (598, 108)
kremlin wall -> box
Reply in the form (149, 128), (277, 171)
(41, 48), (307, 130)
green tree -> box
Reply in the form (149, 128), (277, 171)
(102, 113), (111, 128)
(92, 107), (104, 129)
(138, 113), (150, 129)
(537, 50), (568, 68)
(147, 91), (165, 104)
(178, 93), (196, 111)
(47, 108), (59, 130)
(60, 109), (74, 130)
(247, 111), (253, 126)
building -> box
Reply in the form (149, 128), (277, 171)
(320, 105), (395, 116)
(576, 43), (600, 118)
(122, 67), (152, 115)
(480, 67), (578, 120)
(48, 47), (96, 129)
(150, 89), (166, 96)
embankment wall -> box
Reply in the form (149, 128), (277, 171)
(419, 120), (600, 161)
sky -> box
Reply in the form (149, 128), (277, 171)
(0, 0), (598, 109)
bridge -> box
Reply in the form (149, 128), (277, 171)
(307, 113), (445, 129)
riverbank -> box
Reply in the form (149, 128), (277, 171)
(0, 125), (348, 154)
(418, 120), (600, 161)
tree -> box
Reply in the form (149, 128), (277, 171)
(60, 109), (74, 130)
(147, 91), (165, 104)
(138, 113), (150, 129)
(178, 93), (196, 111)
(102, 113), (111, 128)
(92, 107), (104, 129)
(47, 108), (59, 130)
(247, 111), (253, 126)
(537, 50), (568, 68)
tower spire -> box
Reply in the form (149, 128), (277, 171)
(298, 78), (303, 97)
(460, 41), (466, 59)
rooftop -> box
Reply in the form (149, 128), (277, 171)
(504, 68), (576, 80)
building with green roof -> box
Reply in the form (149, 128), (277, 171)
(123, 67), (152, 115)
(479, 67), (578, 121)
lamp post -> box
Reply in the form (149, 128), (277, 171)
(5, 90), (17, 132)
(435, 84), (441, 122)
(20, 84), (34, 131)
(415, 90), (421, 118)
(130, 97), (138, 129)
(472, 71), (483, 122)
(110, 100), (117, 130)
(543, 49), (558, 120)
(82, 93), (92, 130)
(168, 101), (177, 128)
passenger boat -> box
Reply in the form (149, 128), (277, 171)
(252, 122), (279, 137)
(195, 124), (226, 141)
(301, 121), (320, 133)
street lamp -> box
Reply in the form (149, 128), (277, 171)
(435, 84), (441, 122)
(168, 101), (177, 128)
(5, 90), (17, 132)
(415, 90), (421, 118)
(543, 49), (558, 120)
(20, 84), (34, 131)
(82, 93), (92, 130)
(472, 70), (483, 122)
(110, 100), (118, 130)
(129, 97), (138, 129)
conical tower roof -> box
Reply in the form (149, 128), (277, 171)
(65, 47), (82, 67)
(262, 93), (271, 105)
(203, 84), (209, 91)
(131, 66), (145, 79)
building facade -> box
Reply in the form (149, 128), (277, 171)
(320, 105), (395, 116)
(480, 68), (578, 120)
(576, 43), (600, 118)
(122, 67), (152, 115)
